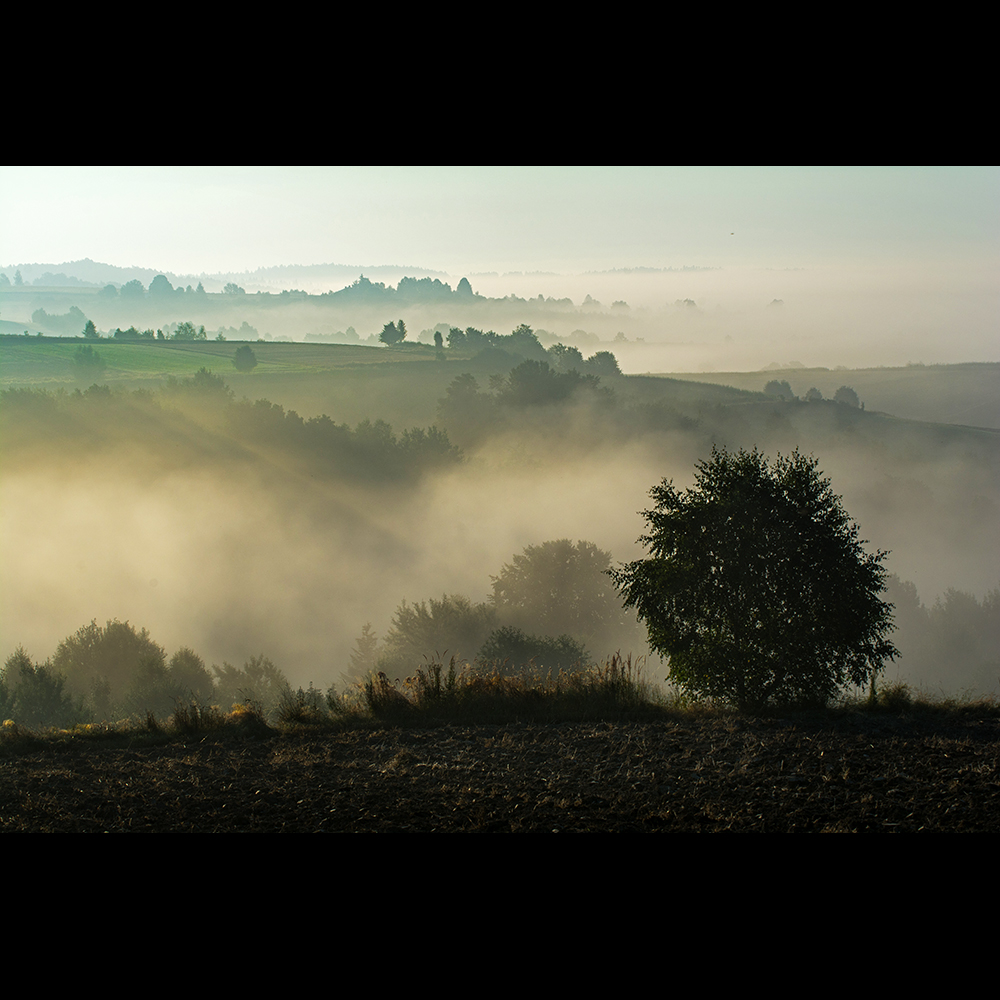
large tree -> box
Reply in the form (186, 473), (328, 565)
(610, 447), (897, 709)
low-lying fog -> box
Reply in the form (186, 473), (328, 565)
(3, 393), (996, 696)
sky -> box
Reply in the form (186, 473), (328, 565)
(2, 165), (996, 277)
(2, 166), (996, 368)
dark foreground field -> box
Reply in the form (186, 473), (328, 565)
(1, 709), (997, 831)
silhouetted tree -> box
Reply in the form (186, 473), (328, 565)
(491, 539), (630, 650)
(380, 595), (497, 675)
(51, 619), (166, 707)
(172, 321), (207, 341)
(380, 321), (405, 346)
(168, 647), (215, 703)
(585, 350), (622, 377)
(765, 379), (794, 399)
(74, 344), (106, 374)
(478, 626), (589, 677)
(212, 655), (288, 717)
(233, 344), (258, 372)
(611, 447), (897, 709)
(1, 646), (86, 728)
(834, 386), (860, 407)
(349, 624), (380, 681)
(547, 343), (585, 372)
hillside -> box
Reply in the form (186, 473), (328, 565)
(2, 339), (997, 699)
(660, 363), (1000, 430)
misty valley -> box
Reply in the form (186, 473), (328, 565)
(1, 321), (998, 732)
(5, 168), (999, 831)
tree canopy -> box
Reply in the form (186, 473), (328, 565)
(491, 539), (632, 649)
(233, 344), (258, 372)
(610, 447), (897, 709)
(379, 320), (407, 346)
(51, 619), (167, 706)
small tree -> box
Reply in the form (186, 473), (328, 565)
(74, 344), (106, 374)
(2, 646), (87, 729)
(610, 447), (897, 709)
(379, 320), (405, 346)
(212, 655), (288, 717)
(834, 385), (860, 407)
(149, 274), (174, 296)
(764, 379), (794, 400)
(349, 623), (380, 681)
(233, 344), (258, 372)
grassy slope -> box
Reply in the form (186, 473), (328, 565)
(6, 338), (996, 430)
(658, 363), (1000, 429)
(0, 338), (468, 426)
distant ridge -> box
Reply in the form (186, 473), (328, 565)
(1, 259), (449, 293)
(585, 265), (721, 274)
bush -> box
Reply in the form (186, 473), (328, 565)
(478, 626), (589, 677)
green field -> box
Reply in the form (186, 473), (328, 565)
(5, 337), (996, 429)
(0, 337), (470, 426)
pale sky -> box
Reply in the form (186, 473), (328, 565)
(2, 166), (996, 276)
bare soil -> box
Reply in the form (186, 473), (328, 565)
(1, 711), (997, 831)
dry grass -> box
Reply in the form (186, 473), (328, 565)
(344, 653), (669, 726)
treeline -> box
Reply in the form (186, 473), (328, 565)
(0, 539), (644, 731)
(2, 621), (290, 728)
(3, 570), (996, 731)
(351, 540), (647, 684)
(884, 576), (1000, 694)
(358, 568), (1000, 702)
(0, 369), (462, 484)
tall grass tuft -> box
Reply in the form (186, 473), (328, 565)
(277, 683), (328, 725)
(172, 700), (227, 734)
(354, 652), (662, 725)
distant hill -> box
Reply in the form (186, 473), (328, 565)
(658, 363), (1000, 430)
